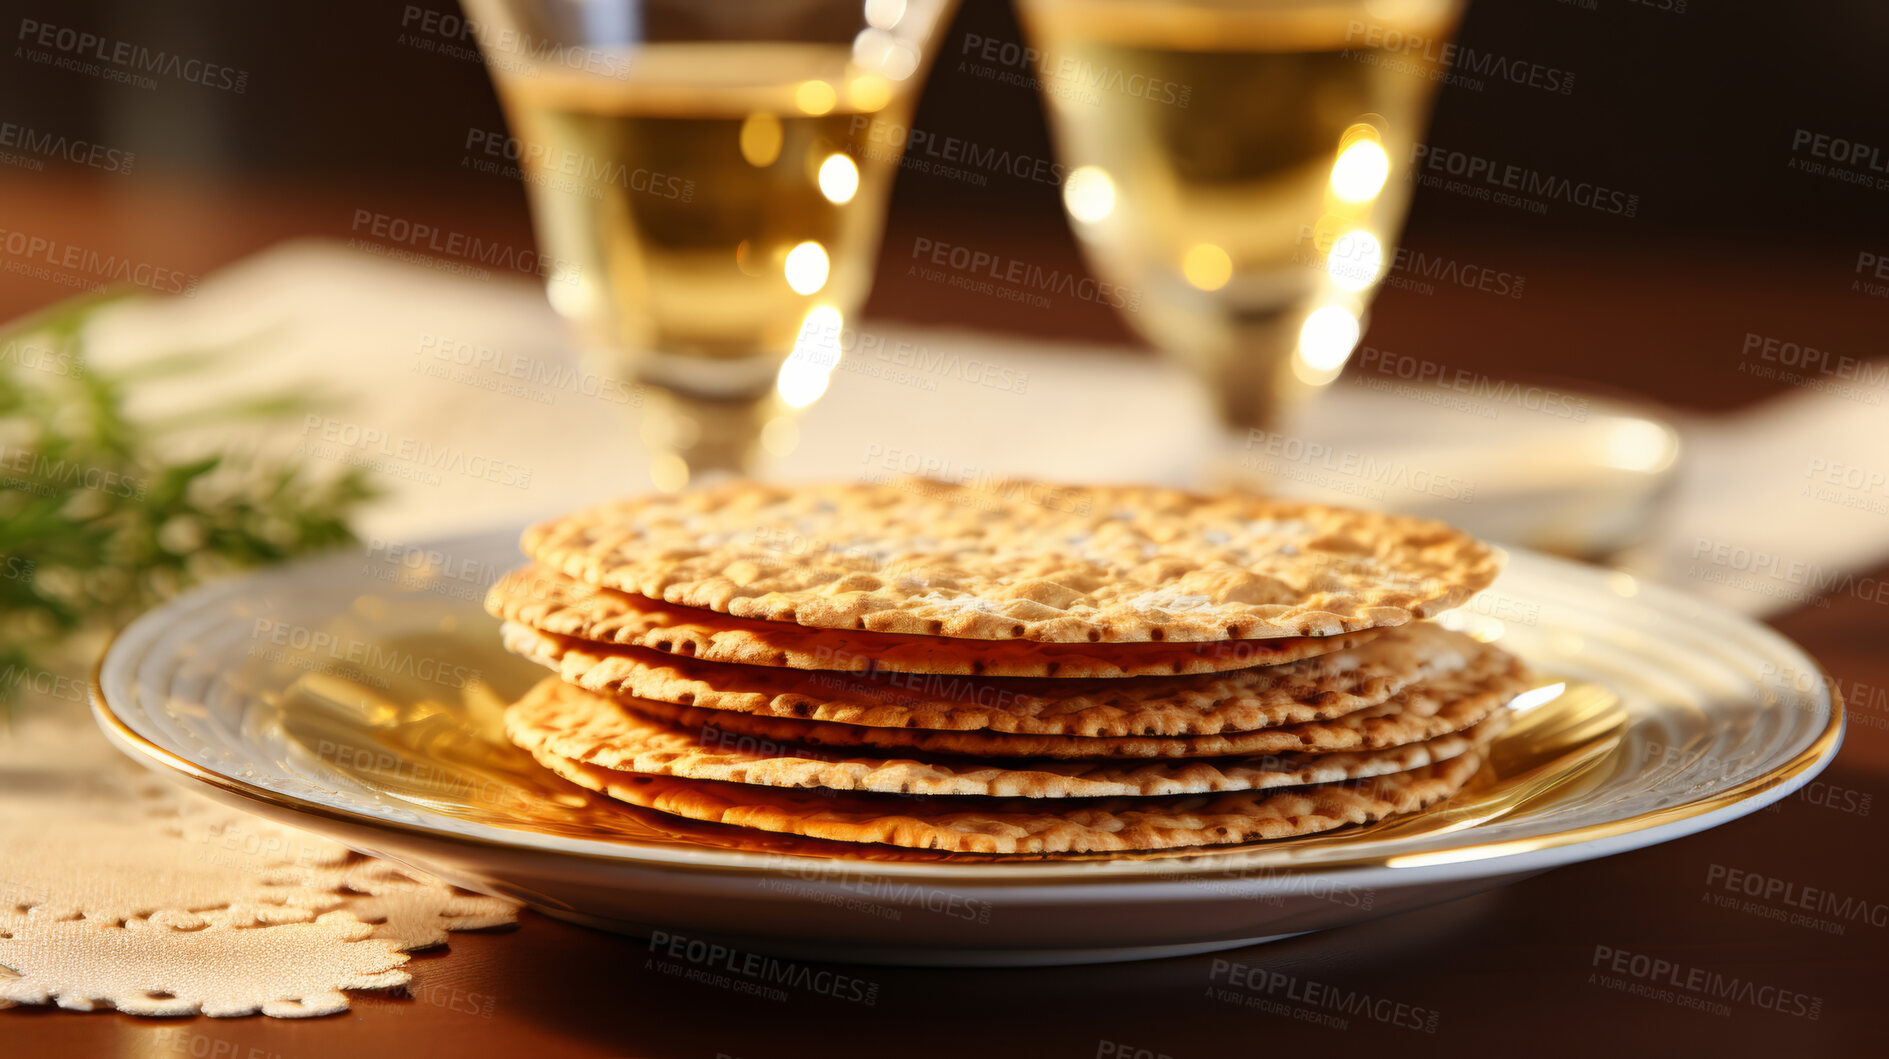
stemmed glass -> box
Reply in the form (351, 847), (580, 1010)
(460, 0), (957, 489)
(1017, 0), (1464, 459)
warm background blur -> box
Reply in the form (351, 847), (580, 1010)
(4, 7), (1889, 1053)
(2, 0), (1886, 411)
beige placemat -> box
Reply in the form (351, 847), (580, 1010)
(80, 239), (1889, 613)
(8, 237), (1881, 1016)
(0, 690), (517, 1017)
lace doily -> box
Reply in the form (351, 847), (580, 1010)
(0, 698), (519, 1018)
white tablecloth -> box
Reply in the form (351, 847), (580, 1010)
(83, 240), (1889, 618)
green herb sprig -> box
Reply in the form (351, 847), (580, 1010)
(1, 291), (378, 708)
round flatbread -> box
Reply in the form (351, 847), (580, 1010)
(501, 619), (1483, 736)
(505, 676), (1512, 798)
(520, 480), (1503, 642)
(487, 566), (1378, 678)
(604, 640), (1530, 760)
(516, 743), (1487, 854)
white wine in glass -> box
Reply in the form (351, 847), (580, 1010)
(1017, 0), (1462, 436)
(461, 0), (956, 489)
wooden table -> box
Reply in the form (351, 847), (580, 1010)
(3, 177), (1885, 1057)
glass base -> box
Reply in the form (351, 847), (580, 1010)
(637, 385), (787, 491)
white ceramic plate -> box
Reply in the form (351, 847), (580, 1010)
(93, 532), (1842, 966)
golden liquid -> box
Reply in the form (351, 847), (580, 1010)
(488, 44), (915, 473)
(1018, 0), (1462, 426)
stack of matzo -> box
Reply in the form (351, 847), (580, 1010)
(487, 480), (1526, 855)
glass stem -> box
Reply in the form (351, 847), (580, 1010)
(638, 385), (776, 489)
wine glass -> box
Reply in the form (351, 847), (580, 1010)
(460, 0), (957, 490)
(1016, 0), (1464, 458)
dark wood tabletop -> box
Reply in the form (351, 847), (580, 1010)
(4, 147), (1887, 1058)
(5, 0), (1889, 1049)
(5, 582), (1883, 1059)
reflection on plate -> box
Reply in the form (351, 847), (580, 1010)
(94, 532), (1840, 965)
(266, 654), (1623, 862)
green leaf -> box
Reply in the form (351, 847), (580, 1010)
(0, 292), (379, 712)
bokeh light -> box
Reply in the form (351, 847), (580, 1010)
(1183, 244), (1233, 292)
(865, 0), (906, 30)
(1330, 139), (1390, 202)
(777, 306), (844, 407)
(1327, 230), (1384, 292)
(1296, 304), (1361, 372)
(818, 154), (860, 204)
(784, 241), (830, 295)
(1062, 166), (1116, 224)
(739, 113), (783, 167)
(795, 80), (837, 115)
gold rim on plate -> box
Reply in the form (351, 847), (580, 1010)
(88, 636), (1845, 884)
